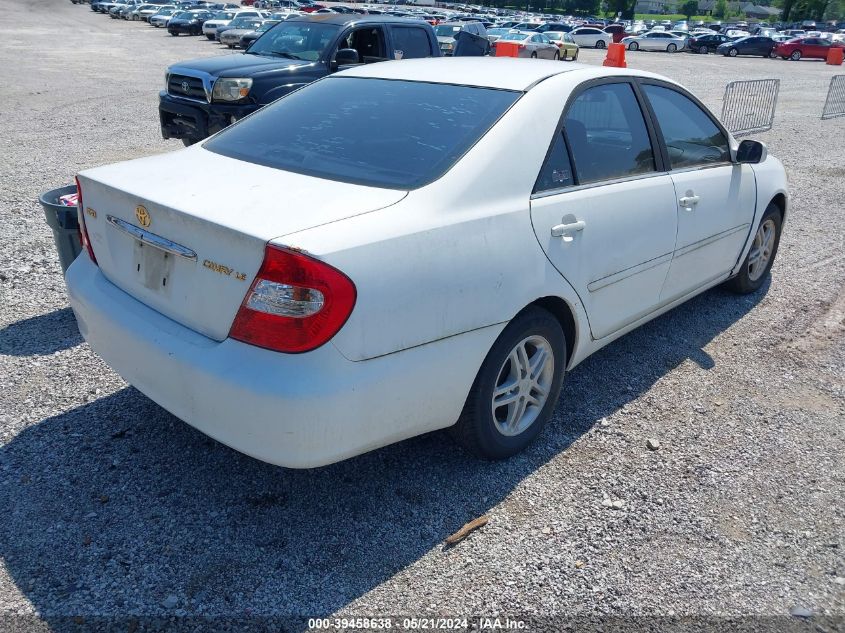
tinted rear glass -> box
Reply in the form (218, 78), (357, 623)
(204, 77), (520, 190)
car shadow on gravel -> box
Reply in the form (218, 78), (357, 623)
(0, 282), (768, 626)
(0, 307), (82, 356)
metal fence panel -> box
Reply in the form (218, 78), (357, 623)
(721, 79), (780, 137)
(822, 75), (845, 120)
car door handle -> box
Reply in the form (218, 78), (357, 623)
(679, 195), (700, 208)
(551, 219), (586, 238)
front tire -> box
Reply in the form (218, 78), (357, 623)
(725, 204), (782, 294)
(698, 45), (709, 54)
(728, 47), (738, 57)
(667, 43), (677, 52)
(530, 51), (537, 58)
(451, 306), (566, 460)
(596, 39), (606, 49)
(553, 50), (559, 60)
(790, 50), (801, 61)
(628, 41), (639, 51)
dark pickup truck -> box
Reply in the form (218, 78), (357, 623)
(160, 15), (441, 145)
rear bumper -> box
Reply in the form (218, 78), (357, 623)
(65, 256), (498, 468)
(159, 91), (256, 140)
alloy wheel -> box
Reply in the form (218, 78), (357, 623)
(491, 335), (555, 437)
(748, 219), (776, 281)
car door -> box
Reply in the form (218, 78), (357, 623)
(639, 82), (756, 301)
(537, 33), (555, 58)
(390, 24), (434, 59)
(530, 80), (679, 340)
(643, 33), (664, 50)
(810, 38), (831, 58)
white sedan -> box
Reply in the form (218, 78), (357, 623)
(66, 58), (787, 468)
(622, 30), (688, 51)
(569, 26), (612, 49)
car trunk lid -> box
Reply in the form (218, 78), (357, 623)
(78, 147), (406, 341)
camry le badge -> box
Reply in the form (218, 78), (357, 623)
(135, 205), (151, 228)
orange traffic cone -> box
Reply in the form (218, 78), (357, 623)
(827, 47), (844, 66)
(603, 42), (627, 68)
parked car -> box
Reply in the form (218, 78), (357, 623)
(603, 23), (626, 43)
(718, 35), (776, 57)
(160, 15), (440, 145)
(149, 6), (178, 26)
(240, 19), (280, 48)
(168, 9), (214, 35)
(687, 32), (732, 53)
(493, 32), (559, 58)
(621, 30), (687, 52)
(534, 22), (573, 33)
(69, 59), (787, 468)
(201, 10), (240, 38)
(545, 31), (579, 60)
(569, 26), (612, 49)
(219, 18), (266, 47)
(434, 21), (486, 55)
(216, 14), (268, 39)
(775, 36), (845, 60)
(135, 3), (173, 20)
(485, 27), (515, 44)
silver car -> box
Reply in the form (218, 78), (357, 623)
(494, 32), (560, 59)
(149, 7), (177, 27)
(218, 19), (265, 48)
(621, 30), (687, 52)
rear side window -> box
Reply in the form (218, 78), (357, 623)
(204, 77), (520, 190)
(641, 84), (730, 169)
(391, 26), (432, 59)
(535, 131), (574, 193)
(564, 82), (655, 184)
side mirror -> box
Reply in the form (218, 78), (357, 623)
(736, 139), (767, 164)
(332, 48), (360, 70)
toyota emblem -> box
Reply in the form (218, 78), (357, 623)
(181, 80), (190, 92)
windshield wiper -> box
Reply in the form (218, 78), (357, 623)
(262, 51), (305, 60)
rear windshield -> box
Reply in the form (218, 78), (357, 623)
(204, 77), (520, 190)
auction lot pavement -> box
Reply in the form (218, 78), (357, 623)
(1, 0), (843, 628)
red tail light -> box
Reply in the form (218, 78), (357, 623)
(75, 176), (98, 265)
(229, 245), (356, 354)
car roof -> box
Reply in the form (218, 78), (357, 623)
(287, 14), (427, 26)
(337, 58), (664, 92)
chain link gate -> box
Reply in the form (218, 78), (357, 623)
(822, 75), (845, 120)
(721, 79), (780, 137)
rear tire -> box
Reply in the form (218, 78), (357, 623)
(530, 51), (537, 58)
(451, 306), (566, 460)
(698, 45), (708, 54)
(725, 203), (782, 294)
(553, 50), (559, 60)
(628, 41), (638, 51)
(206, 33), (215, 40)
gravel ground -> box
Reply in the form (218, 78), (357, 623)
(1, 1), (843, 629)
